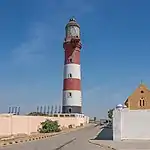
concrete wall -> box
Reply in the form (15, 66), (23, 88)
(113, 109), (121, 141)
(0, 114), (89, 136)
(113, 108), (150, 140)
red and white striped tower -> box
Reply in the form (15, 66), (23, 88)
(62, 18), (82, 114)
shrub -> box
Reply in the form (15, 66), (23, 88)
(80, 123), (83, 126)
(68, 124), (73, 128)
(108, 109), (114, 119)
(27, 112), (46, 116)
(38, 119), (61, 133)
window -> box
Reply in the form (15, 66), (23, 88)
(140, 100), (142, 106)
(68, 108), (72, 113)
(141, 90), (144, 93)
(67, 92), (72, 98)
(139, 98), (145, 107)
(68, 73), (72, 78)
(69, 58), (73, 63)
(143, 100), (145, 106)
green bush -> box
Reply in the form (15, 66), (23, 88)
(108, 109), (114, 119)
(80, 123), (83, 126)
(68, 124), (73, 128)
(38, 119), (61, 133)
(27, 112), (47, 116)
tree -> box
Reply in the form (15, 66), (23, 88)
(108, 109), (114, 119)
(38, 119), (61, 133)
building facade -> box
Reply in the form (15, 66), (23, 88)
(113, 83), (150, 141)
(124, 83), (150, 110)
(62, 18), (82, 114)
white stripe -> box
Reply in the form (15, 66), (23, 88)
(64, 64), (81, 79)
(63, 90), (82, 106)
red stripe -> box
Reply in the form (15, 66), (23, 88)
(63, 78), (81, 90)
(64, 49), (80, 65)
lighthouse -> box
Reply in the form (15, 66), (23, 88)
(62, 18), (82, 114)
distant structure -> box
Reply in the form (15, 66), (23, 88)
(17, 107), (20, 115)
(124, 83), (150, 110)
(8, 106), (20, 115)
(47, 106), (50, 115)
(43, 106), (46, 114)
(40, 106), (43, 113)
(116, 104), (123, 110)
(58, 105), (61, 113)
(62, 17), (82, 114)
(54, 105), (57, 114)
(36, 106), (39, 113)
(51, 105), (54, 114)
(8, 107), (11, 113)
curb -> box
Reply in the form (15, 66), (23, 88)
(88, 140), (116, 150)
(88, 127), (116, 150)
(0, 125), (89, 147)
(0, 133), (58, 147)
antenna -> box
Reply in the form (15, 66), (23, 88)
(14, 107), (17, 115)
(44, 106), (46, 114)
(58, 105), (61, 114)
(40, 106), (43, 113)
(17, 107), (20, 115)
(47, 106), (50, 115)
(8, 107), (11, 113)
(37, 106), (39, 113)
(51, 105), (54, 115)
(11, 107), (14, 114)
(54, 105), (57, 114)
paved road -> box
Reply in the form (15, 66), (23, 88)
(0, 125), (104, 150)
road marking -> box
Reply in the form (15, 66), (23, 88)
(53, 138), (76, 150)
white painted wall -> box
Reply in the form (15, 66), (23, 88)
(63, 90), (82, 106)
(0, 114), (89, 136)
(113, 109), (121, 141)
(113, 109), (150, 140)
(64, 64), (81, 79)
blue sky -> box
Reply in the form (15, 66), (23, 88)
(0, 0), (150, 118)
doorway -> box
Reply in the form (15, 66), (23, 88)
(68, 108), (72, 113)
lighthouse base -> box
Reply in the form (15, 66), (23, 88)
(62, 106), (82, 114)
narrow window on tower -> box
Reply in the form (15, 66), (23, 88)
(68, 73), (72, 78)
(67, 92), (72, 98)
(69, 58), (73, 63)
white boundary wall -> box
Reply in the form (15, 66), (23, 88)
(113, 109), (150, 141)
(0, 114), (89, 136)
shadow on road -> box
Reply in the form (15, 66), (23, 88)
(91, 124), (113, 140)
